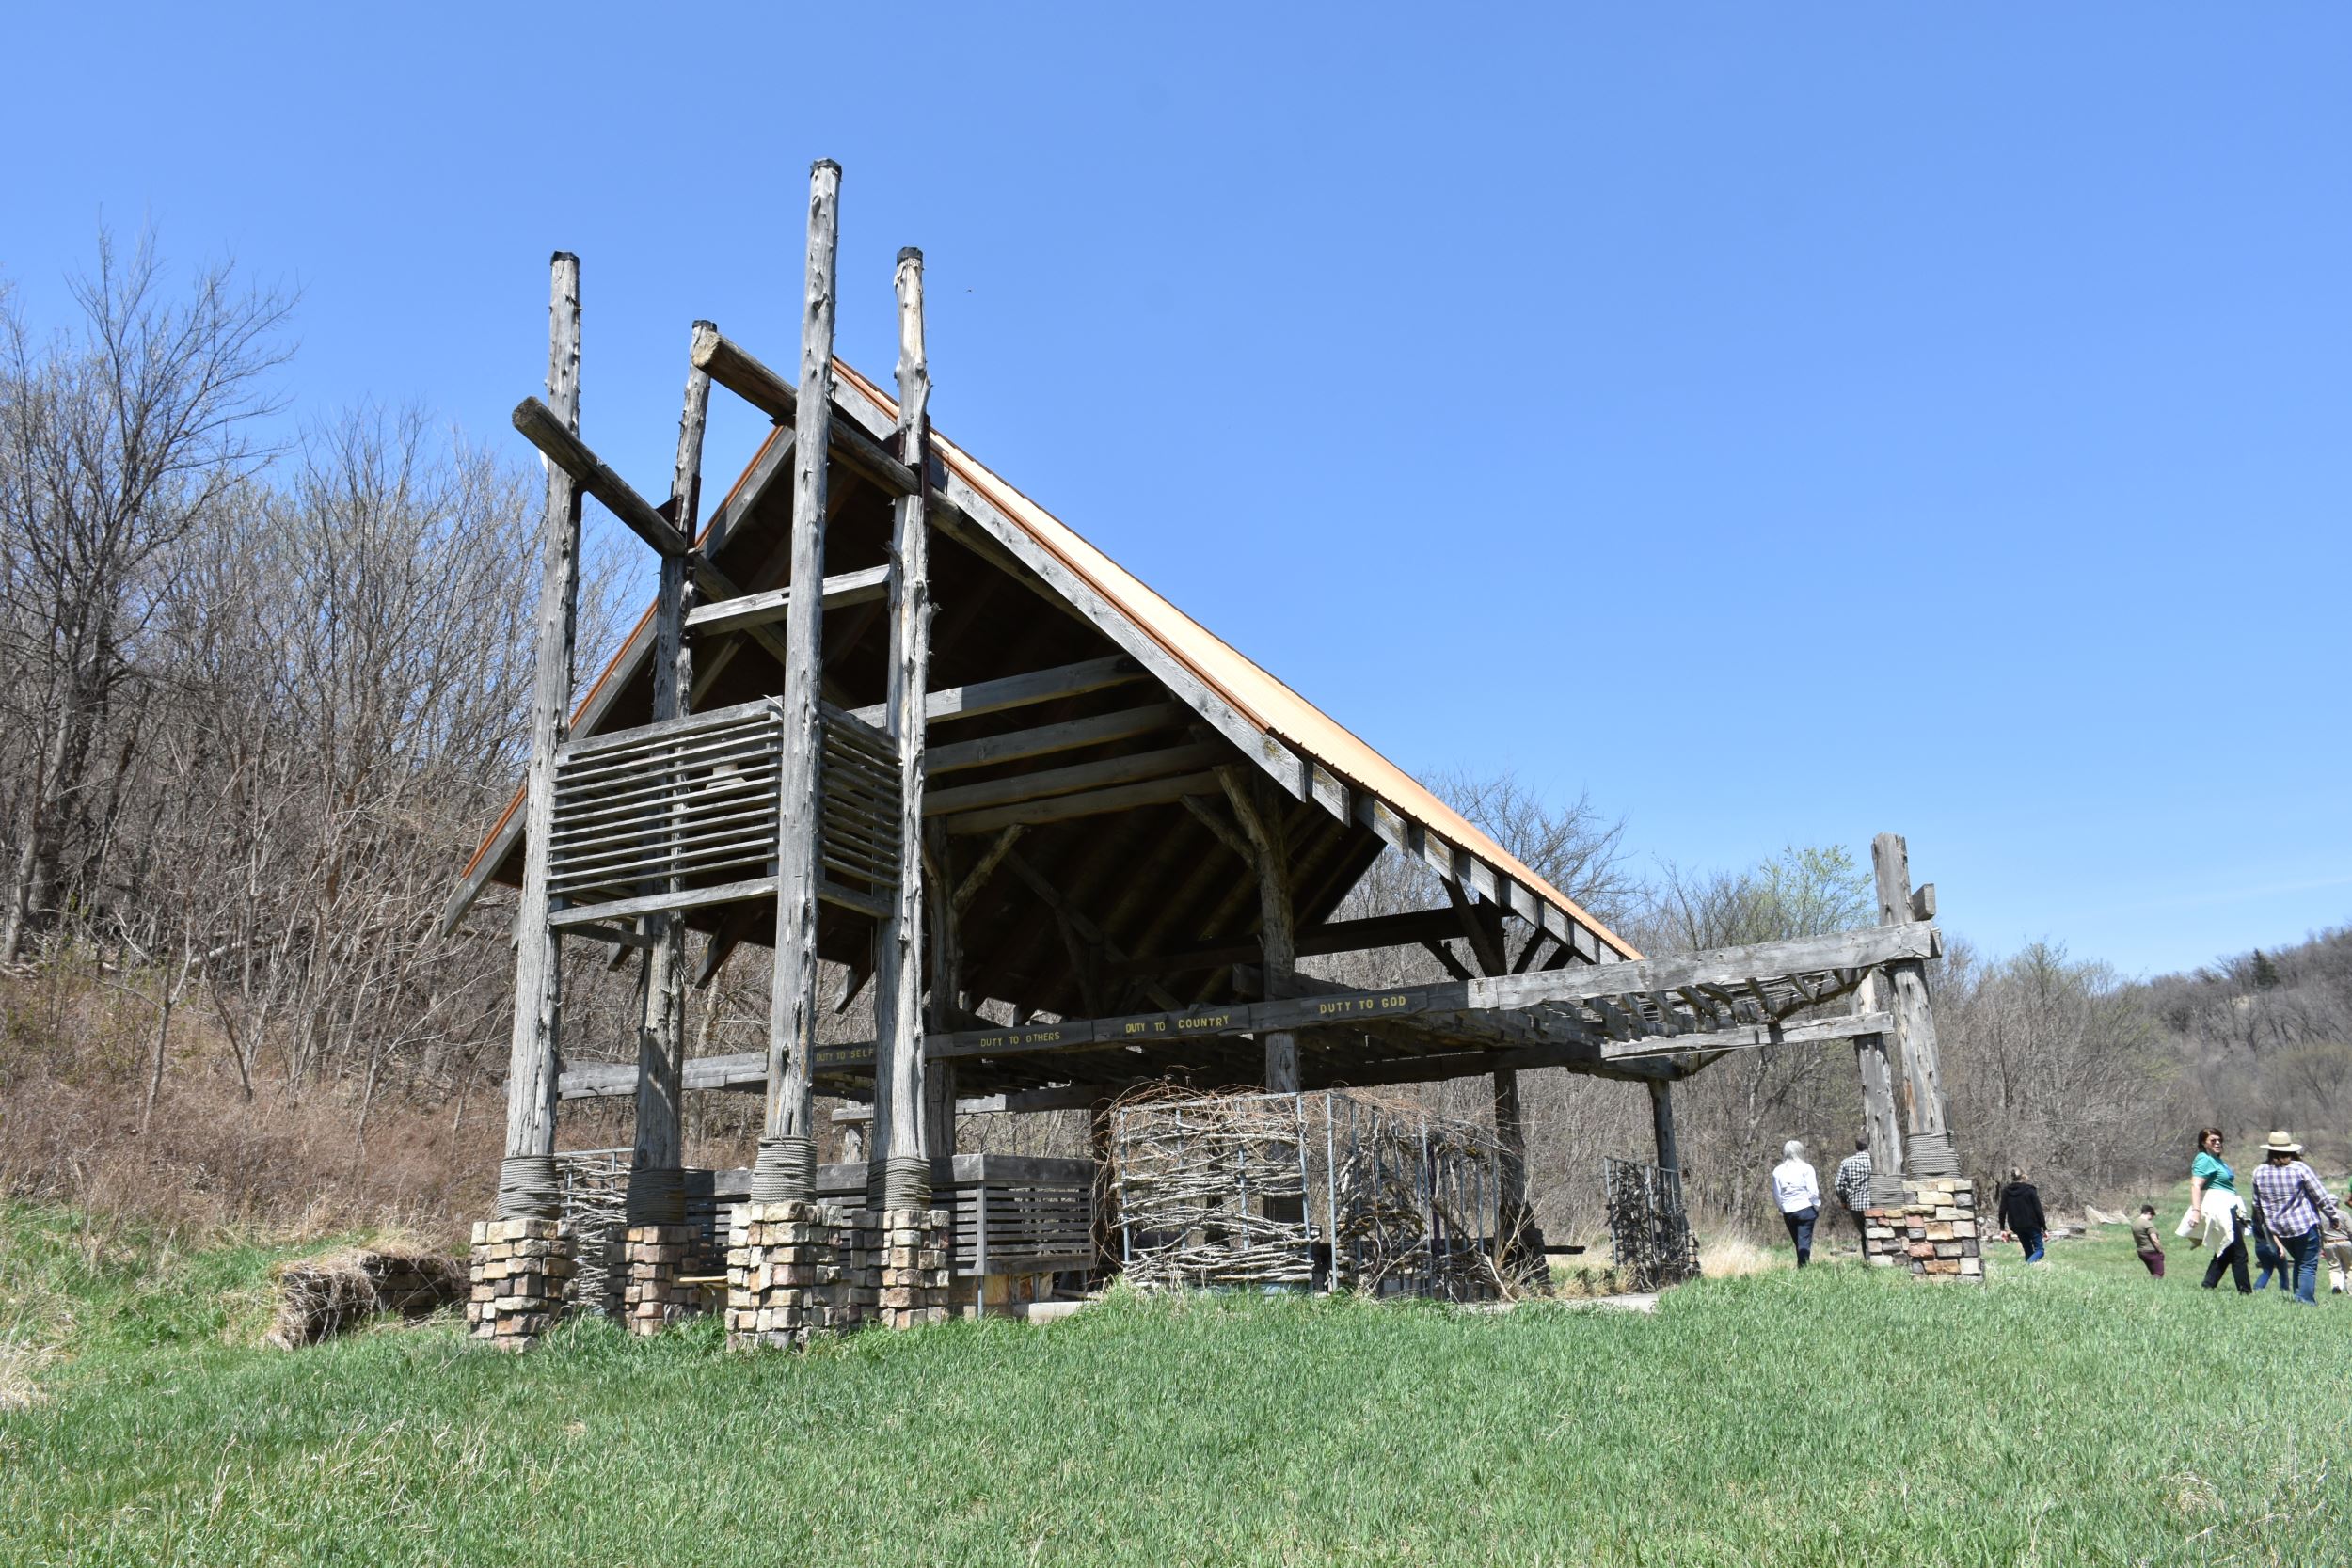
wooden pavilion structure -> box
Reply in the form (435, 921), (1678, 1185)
(448, 162), (1963, 1341)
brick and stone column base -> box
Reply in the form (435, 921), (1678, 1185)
(467, 1218), (577, 1348)
(725, 1201), (832, 1349)
(878, 1207), (951, 1328)
(622, 1224), (699, 1336)
(724, 1201), (948, 1346)
(1863, 1177), (1983, 1281)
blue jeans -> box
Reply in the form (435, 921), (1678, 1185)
(1782, 1206), (1818, 1267)
(2253, 1243), (2288, 1291)
(2019, 1231), (2044, 1263)
(2281, 1227), (2324, 1305)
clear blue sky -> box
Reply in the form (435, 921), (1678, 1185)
(7, 5), (2346, 978)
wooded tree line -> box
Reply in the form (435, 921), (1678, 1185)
(1, 237), (2340, 1237)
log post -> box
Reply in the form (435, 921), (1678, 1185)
(921, 819), (961, 1162)
(498, 251), (582, 1222)
(1490, 1066), (1544, 1271)
(869, 246), (932, 1213)
(626, 320), (713, 1229)
(753, 159), (841, 1204)
(1872, 832), (1955, 1178)
(1852, 1013), (1907, 1207)
(1220, 770), (1298, 1092)
(1645, 1078), (1680, 1177)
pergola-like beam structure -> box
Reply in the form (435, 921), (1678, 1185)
(570, 921), (1939, 1100)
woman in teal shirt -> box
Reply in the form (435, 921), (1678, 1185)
(2185, 1127), (2251, 1293)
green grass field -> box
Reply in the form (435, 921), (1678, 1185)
(5, 1203), (2348, 1567)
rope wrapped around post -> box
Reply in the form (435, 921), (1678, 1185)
(624, 1164), (687, 1227)
(748, 1135), (817, 1203)
(1906, 1129), (1961, 1179)
(877, 1155), (930, 1213)
(495, 1154), (564, 1221)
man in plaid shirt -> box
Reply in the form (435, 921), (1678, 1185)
(1833, 1138), (1873, 1243)
(2249, 1130), (2342, 1306)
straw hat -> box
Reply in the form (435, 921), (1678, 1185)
(2262, 1131), (2303, 1156)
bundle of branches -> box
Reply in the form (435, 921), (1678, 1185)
(266, 1247), (467, 1347)
(1107, 1085), (1530, 1302)
(554, 1148), (631, 1316)
(1110, 1085), (1314, 1291)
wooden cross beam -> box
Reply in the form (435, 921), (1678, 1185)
(512, 397), (693, 558)
(683, 564), (892, 636)
(692, 328), (925, 500)
(1600, 1010), (1897, 1062)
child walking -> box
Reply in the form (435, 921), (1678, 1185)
(2131, 1204), (2166, 1277)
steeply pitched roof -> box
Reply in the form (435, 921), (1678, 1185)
(448, 356), (1637, 990)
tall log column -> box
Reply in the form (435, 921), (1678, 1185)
(1852, 1015), (1907, 1206)
(626, 322), (713, 1244)
(1872, 832), (1955, 1179)
(869, 246), (932, 1213)
(754, 159), (842, 1205)
(921, 819), (960, 1161)
(1220, 770), (1298, 1092)
(1645, 1078), (1680, 1177)
(498, 251), (583, 1223)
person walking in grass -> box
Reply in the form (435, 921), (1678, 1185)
(2249, 1203), (2291, 1295)
(1997, 1168), (2047, 1263)
(2323, 1188), (2352, 1297)
(1833, 1137), (1873, 1248)
(2182, 1127), (2252, 1295)
(2131, 1204), (2166, 1277)
(2248, 1131), (2341, 1306)
(1771, 1140), (1822, 1268)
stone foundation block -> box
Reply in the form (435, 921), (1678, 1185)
(1862, 1178), (1983, 1283)
(466, 1218), (576, 1350)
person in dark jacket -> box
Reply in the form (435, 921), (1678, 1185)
(1997, 1168), (2047, 1263)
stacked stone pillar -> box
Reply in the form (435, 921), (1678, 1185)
(1862, 1176), (1983, 1281)
(725, 1199), (946, 1347)
(878, 1207), (952, 1328)
(467, 1217), (577, 1348)
(621, 1223), (699, 1336)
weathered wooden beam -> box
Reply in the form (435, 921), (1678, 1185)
(693, 925), (742, 989)
(1219, 769), (1299, 1090)
(499, 251), (584, 1220)
(691, 328), (923, 499)
(511, 397), (693, 559)
(926, 703), (1186, 776)
(937, 771), (1223, 834)
(1466, 923), (1939, 1013)
(549, 875), (780, 929)
(682, 564), (892, 636)
(1647, 1080), (1681, 1176)
(870, 244), (934, 1210)
(1599, 1010), (1896, 1062)
(850, 654), (1145, 729)
(952, 824), (1024, 913)
(1873, 832), (1955, 1179)
(1177, 795), (1257, 870)
(755, 159), (844, 1206)
(921, 818), (961, 1159)
(923, 742), (1222, 818)
(628, 318), (714, 1220)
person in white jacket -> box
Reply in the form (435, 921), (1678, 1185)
(1772, 1139), (1823, 1267)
